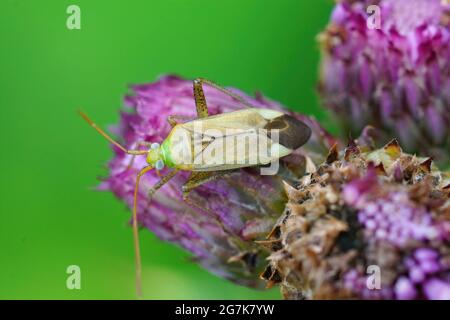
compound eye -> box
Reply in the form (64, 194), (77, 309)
(151, 143), (160, 150)
(155, 159), (164, 170)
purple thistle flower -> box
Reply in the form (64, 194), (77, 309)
(395, 248), (450, 300)
(319, 0), (450, 165)
(99, 75), (335, 287)
(423, 278), (450, 300)
(394, 277), (417, 300)
(262, 138), (450, 299)
(344, 177), (446, 246)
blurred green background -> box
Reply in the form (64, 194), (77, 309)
(0, 0), (333, 299)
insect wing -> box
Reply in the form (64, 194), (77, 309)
(181, 108), (279, 137)
(190, 126), (291, 171)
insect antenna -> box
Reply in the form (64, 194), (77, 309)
(79, 109), (151, 297)
(132, 167), (179, 297)
(78, 110), (148, 156)
(132, 165), (154, 298)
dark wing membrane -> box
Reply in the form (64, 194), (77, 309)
(264, 114), (311, 150)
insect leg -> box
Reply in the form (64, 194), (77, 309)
(182, 171), (229, 195)
(148, 169), (180, 198)
(193, 79), (209, 118)
(78, 110), (148, 156)
(182, 171), (237, 232)
(167, 115), (192, 127)
(194, 78), (256, 109)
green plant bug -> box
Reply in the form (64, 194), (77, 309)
(79, 78), (312, 297)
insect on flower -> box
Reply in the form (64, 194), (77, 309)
(79, 78), (312, 297)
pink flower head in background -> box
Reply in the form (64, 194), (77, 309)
(319, 0), (450, 165)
